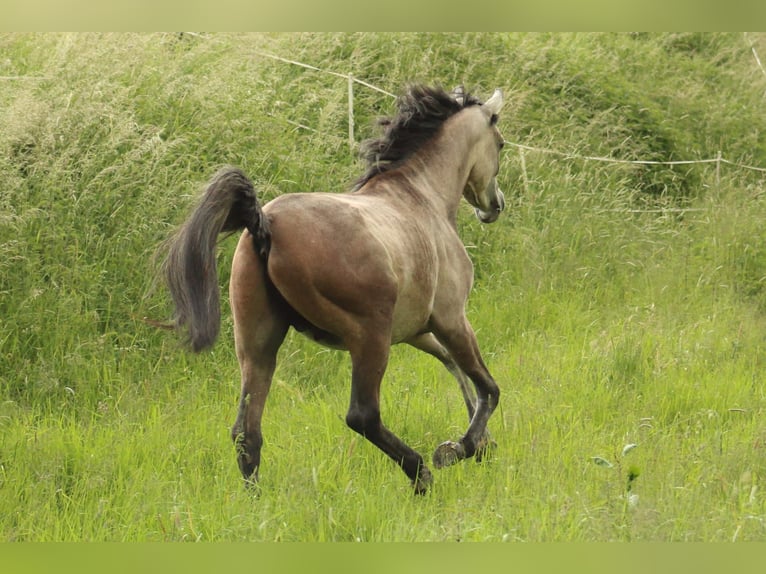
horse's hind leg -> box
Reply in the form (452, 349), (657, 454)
(345, 333), (433, 494)
(406, 333), (496, 462)
(428, 317), (500, 469)
(229, 232), (289, 485)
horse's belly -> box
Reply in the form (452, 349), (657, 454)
(294, 322), (348, 350)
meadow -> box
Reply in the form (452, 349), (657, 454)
(1, 32), (766, 541)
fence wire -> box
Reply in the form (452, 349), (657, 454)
(248, 42), (766, 178)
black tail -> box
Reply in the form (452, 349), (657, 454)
(162, 167), (269, 352)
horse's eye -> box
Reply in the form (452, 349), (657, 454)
(499, 140), (505, 150)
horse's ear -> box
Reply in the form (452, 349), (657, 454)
(483, 89), (504, 116)
(452, 85), (465, 106)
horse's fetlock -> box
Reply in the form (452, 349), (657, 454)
(461, 437), (477, 458)
(412, 466), (433, 495)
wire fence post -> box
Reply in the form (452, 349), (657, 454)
(348, 74), (355, 156)
(519, 147), (529, 198)
(716, 150), (722, 187)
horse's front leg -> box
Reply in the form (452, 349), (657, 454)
(429, 318), (500, 469)
(406, 332), (497, 462)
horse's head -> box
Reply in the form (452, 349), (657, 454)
(461, 88), (506, 224)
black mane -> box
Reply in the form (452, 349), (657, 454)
(352, 84), (482, 190)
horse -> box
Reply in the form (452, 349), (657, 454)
(161, 84), (506, 494)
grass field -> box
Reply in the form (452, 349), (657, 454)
(2, 32), (766, 541)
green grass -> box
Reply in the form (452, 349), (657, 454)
(2, 32), (766, 541)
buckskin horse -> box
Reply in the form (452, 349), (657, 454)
(161, 84), (506, 493)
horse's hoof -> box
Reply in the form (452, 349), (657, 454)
(243, 476), (262, 496)
(237, 455), (259, 481)
(432, 441), (466, 469)
(412, 467), (433, 495)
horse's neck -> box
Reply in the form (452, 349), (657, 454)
(406, 115), (478, 221)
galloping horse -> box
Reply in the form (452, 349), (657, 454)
(162, 84), (506, 493)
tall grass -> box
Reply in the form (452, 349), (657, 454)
(1, 32), (766, 541)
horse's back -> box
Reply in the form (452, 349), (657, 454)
(254, 191), (441, 344)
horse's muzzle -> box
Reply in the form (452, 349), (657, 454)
(475, 189), (505, 224)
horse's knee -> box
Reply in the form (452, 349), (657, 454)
(486, 380), (500, 409)
(473, 375), (500, 410)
